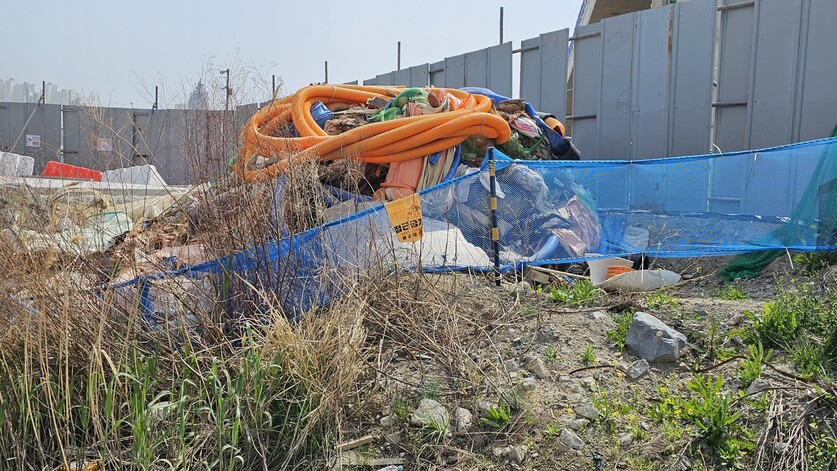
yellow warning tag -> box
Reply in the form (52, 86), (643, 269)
(384, 193), (423, 243)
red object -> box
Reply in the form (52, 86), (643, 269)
(42, 161), (102, 181)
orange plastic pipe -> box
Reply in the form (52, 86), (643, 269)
(236, 84), (510, 182)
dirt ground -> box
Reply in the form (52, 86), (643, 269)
(333, 255), (832, 470)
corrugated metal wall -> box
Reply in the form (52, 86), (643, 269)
(2, 0), (835, 194)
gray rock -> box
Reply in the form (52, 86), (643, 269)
(560, 428), (584, 449)
(512, 337), (523, 347)
(492, 446), (510, 458)
(410, 398), (450, 429)
(773, 442), (788, 454)
(508, 444), (528, 463)
(581, 376), (597, 391)
(567, 418), (589, 431)
(628, 359), (650, 379)
(521, 377), (537, 391)
(747, 378), (771, 396)
(477, 399), (498, 413)
(640, 421), (650, 432)
(626, 312), (688, 362)
(574, 405), (600, 420)
(380, 415), (398, 427)
(384, 431), (402, 445)
(619, 432), (633, 448)
(454, 407), (473, 433)
(525, 356), (550, 379)
(505, 359), (519, 372)
(589, 310), (609, 321)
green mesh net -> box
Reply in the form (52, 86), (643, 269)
(718, 123), (837, 281)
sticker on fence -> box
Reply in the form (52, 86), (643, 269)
(385, 193), (423, 243)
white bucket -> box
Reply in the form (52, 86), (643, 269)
(586, 254), (634, 285)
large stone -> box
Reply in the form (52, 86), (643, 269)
(625, 312), (687, 362)
(410, 398), (450, 429)
(560, 428), (584, 449)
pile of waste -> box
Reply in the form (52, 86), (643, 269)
(237, 84), (579, 200)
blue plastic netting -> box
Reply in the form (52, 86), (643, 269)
(116, 137), (837, 318)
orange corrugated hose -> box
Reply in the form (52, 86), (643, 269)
(236, 84), (511, 182)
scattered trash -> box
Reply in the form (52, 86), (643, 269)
(587, 254), (681, 292)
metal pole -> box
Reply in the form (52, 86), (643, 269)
(41, 80), (45, 103)
(397, 41), (401, 70)
(223, 69), (230, 111)
(488, 148), (501, 286)
(499, 7), (504, 44)
(153, 85), (158, 110)
(272, 74), (276, 98)
(324, 61), (328, 83)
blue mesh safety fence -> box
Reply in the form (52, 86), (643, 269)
(113, 137), (837, 319)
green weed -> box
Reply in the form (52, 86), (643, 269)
(481, 403), (512, 429)
(582, 345), (597, 365)
(607, 311), (634, 350)
(550, 280), (601, 307)
(545, 345), (558, 363)
(715, 285), (748, 301)
(645, 292), (681, 311)
(738, 343), (773, 388)
(790, 338), (830, 379)
(792, 251), (837, 275)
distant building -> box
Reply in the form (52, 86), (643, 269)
(187, 80), (208, 110)
(0, 78), (78, 104)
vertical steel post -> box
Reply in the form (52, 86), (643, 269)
(324, 61), (329, 83)
(499, 7), (504, 44)
(397, 41), (402, 70)
(488, 148), (501, 286)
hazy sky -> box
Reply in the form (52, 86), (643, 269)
(1, 0), (584, 108)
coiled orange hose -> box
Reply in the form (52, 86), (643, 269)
(237, 84), (511, 182)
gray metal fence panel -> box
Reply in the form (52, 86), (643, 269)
(668, 0), (716, 158)
(486, 43), (513, 97)
(464, 48), (488, 89)
(375, 72), (394, 86)
(747, 0), (803, 150)
(409, 64), (429, 87)
(443, 55), (466, 88)
(631, 6), (671, 161)
(519, 37), (541, 103)
(520, 29), (569, 120)
(391, 68), (409, 86)
(570, 23), (601, 163)
(598, 12), (635, 161)
(742, 0), (803, 216)
(796, 0), (837, 142)
(665, 0), (717, 212)
(429, 61), (445, 88)
(363, 78), (378, 86)
(709, 0), (755, 214)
